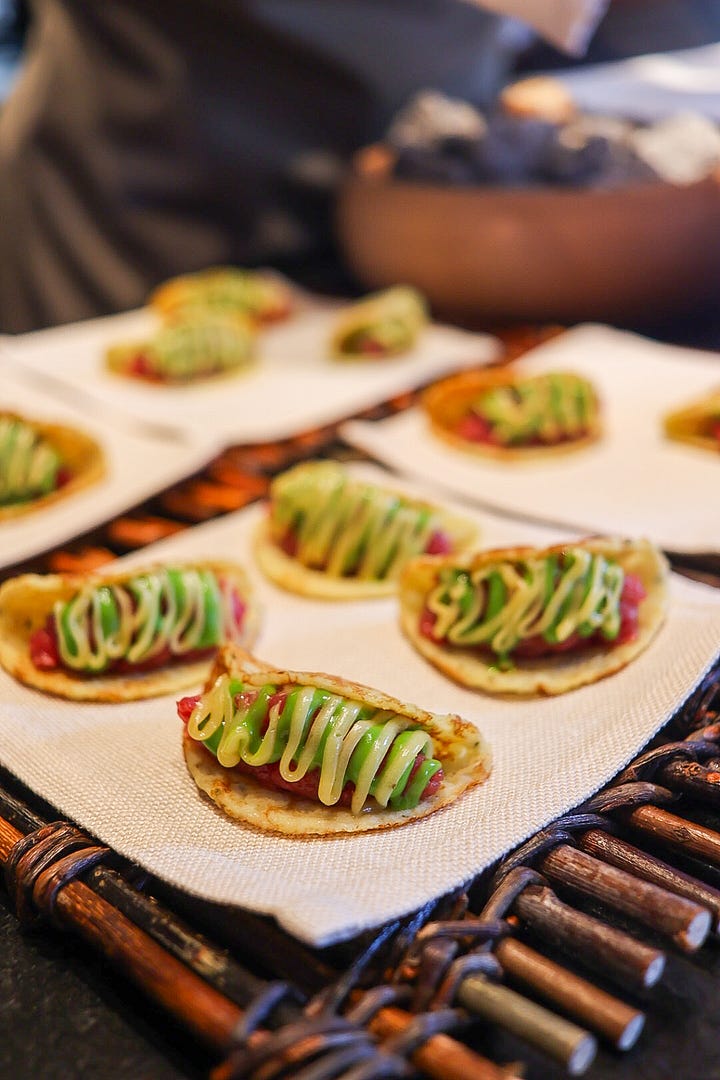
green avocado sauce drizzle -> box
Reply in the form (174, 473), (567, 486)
(54, 567), (233, 673)
(426, 548), (625, 669)
(269, 462), (446, 581)
(472, 373), (597, 446)
(0, 417), (62, 506)
(187, 674), (442, 814)
(147, 317), (253, 378)
(342, 317), (411, 355)
(338, 287), (426, 356)
(174, 270), (280, 316)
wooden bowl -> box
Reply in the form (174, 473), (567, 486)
(336, 159), (720, 324)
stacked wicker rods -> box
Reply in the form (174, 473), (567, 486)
(387, 675), (720, 1076)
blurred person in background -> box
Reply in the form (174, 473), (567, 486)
(522, 0), (720, 69)
(0, 0), (619, 333)
(0, 0), (665, 333)
(0, 1), (27, 98)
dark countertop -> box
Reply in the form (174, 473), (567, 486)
(4, 865), (720, 1080)
(0, 891), (206, 1080)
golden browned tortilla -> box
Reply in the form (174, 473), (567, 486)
(183, 643), (492, 837)
(663, 389), (720, 455)
(0, 561), (260, 702)
(423, 368), (601, 461)
(253, 516), (400, 599)
(330, 285), (427, 359)
(253, 506), (479, 601)
(0, 413), (105, 522)
(399, 537), (669, 696)
(148, 266), (292, 324)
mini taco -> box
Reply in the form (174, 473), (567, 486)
(399, 537), (668, 696)
(106, 312), (256, 384)
(331, 285), (428, 359)
(0, 561), (260, 701)
(254, 460), (479, 599)
(424, 369), (601, 459)
(148, 267), (293, 325)
(179, 643), (491, 836)
(0, 412), (105, 521)
(663, 389), (720, 454)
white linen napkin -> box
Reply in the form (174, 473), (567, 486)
(0, 300), (500, 445)
(0, 361), (216, 571)
(0, 464), (717, 946)
(342, 324), (720, 553)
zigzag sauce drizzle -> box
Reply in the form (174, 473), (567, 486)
(187, 675), (438, 814)
(54, 569), (242, 673)
(426, 548), (625, 659)
(0, 418), (61, 504)
(271, 466), (445, 580)
(466, 373), (597, 446)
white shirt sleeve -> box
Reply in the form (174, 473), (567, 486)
(463, 0), (610, 55)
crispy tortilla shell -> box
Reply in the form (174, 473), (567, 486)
(105, 313), (257, 386)
(183, 644), (491, 836)
(399, 537), (668, 696)
(423, 368), (601, 461)
(0, 561), (260, 702)
(148, 267), (292, 324)
(0, 413), (105, 522)
(331, 286), (427, 358)
(663, 389), (720, 455)
(253, 501), (479, 600)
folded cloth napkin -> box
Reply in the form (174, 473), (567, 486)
(0, 302), (500, 446)
(341, 325), (720, 554)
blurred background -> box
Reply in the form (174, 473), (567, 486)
(2, 1), (720, 338)
(0, 0), (26, 100)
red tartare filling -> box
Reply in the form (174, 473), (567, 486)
(126, 353), (222, 384)
(455, 411), (588, 448)
(280, 529), (298, 557)
(712, 420), (720, 445)
(177, 693), (443, 807)
(278, 524), (453, 562)
(353, 337), (386, 357)
(129, 353), (159, 381)
(456, 413), (499, 445)
(29, 583), (246, 673)
(255, 299), (292, 326)
(29, 619), (217, 673)
(425, 529), (453, 555)
(420, 573), (646, 658)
